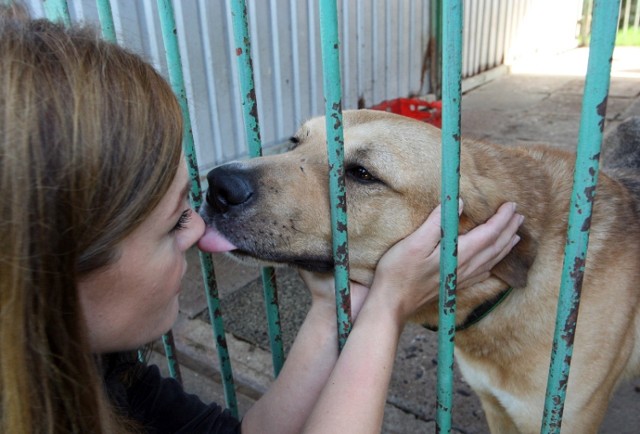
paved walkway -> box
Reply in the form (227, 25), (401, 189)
(157, 46), (640, 433)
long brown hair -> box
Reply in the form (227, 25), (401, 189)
(0, 9), (184, 434)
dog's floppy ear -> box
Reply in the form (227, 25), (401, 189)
(459, 213), (537, 289)
(490, 227), (537, 288)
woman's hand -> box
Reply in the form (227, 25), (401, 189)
(300, 201), (523, 326)
(293, 203), (523, 434)
(298, 271), (370, 322)
(365, 201), (523, 325)
(456, 202), (524, 289)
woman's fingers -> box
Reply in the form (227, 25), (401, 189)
(396, 204), (443, 258)
(302, 201), (523, 322)
(457, 202), (524, 285)
(375, 204), (443, 273)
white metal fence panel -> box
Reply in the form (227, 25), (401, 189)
(25, 0), (583, 172)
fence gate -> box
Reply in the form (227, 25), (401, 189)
(42, 0), (621, 432)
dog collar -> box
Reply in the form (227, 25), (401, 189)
(422, 286), (514, 333)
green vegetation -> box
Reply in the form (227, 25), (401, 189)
(616, 27), (640, 46)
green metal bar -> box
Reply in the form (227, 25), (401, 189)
(540, 1), (620, 432)
(229, 0), (285, 377)
(199, 253), (238, 415)
(261, 268), (285, 374)
(43, 0), (71, 26)
(161, 330), (183, 384)
(156, 0), (238, 417)
(95, 0), (116, 43)
(318, 0), (351, 351)
(430, 0), (443, 99)
(229, 0), (261, 157)
(436, 0), (463, 432)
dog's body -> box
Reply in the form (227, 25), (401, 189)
(199, 111), (640, 433)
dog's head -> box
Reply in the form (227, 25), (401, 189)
(199, 109), (535, 288)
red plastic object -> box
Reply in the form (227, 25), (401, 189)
(370, 98), (442, 128)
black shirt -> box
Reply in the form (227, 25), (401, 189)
(104, 354), (241, 434)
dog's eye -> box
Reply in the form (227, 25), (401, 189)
(346, 165), (379, 183)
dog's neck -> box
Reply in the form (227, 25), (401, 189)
(420, 285), (514, 332)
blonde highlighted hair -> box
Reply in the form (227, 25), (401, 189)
(0, 8), (183, 434)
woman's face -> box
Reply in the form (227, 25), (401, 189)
(78, 162), (205, 353)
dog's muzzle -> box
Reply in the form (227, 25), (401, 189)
(205, 163), (256, 214)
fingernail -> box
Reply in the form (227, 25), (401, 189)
(518, 214), (525, 225)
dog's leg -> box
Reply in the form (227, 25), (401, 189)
(478, 393), (522, 434)
(557, 387), (617, 434)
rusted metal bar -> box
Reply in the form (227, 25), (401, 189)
(430, 0), (443, 100)
(436, 1), (463, 432)
(229, 0), (285, 377)
(540, 0), (620, 432)
(318, 0), (352, 351)
(161, 330), (183, 384)
(156, 0), (239, 417)
(261, 267), (285, 375)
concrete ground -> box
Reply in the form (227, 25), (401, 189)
(155, 46), (640, 433)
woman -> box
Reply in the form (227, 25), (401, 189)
(0, 11), (523, 434)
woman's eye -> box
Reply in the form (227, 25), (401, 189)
(171, 209), (192, 233)
(347, 165), (378, 183)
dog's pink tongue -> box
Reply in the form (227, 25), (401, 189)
(198, 226), (238, 253)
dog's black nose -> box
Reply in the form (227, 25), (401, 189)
(206, 163), (255, 213)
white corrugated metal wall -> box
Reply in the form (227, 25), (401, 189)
(25, 0), (584, 172)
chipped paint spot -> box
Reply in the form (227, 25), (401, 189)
(217, 335), (228, 349)
(337, 195), (347, 211)
(584, 185), (596, 203)
(569, 256), (586, 285)
(596, 97), (608, 132)
(247, 88), (259, 121)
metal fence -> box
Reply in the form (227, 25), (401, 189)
(580, 0), (639, 45)
(30, 0), (585, 173)
(620, 0), (640, 31)
(40, 0), (620, 432)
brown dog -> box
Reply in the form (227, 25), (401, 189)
(199, 110), (640, 433)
